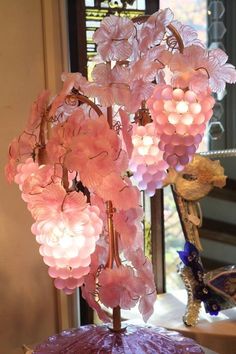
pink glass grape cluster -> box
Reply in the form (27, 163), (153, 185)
(32, 204), (103, 294)
(14, 158), (40, 190)
(147, 85), (215, 171)
(129, 123), (168, 196)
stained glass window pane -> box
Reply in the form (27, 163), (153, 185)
(126, 0), (146, 10)
(85, 0), (95, 6)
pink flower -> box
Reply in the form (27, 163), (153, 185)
(113, 206), (143, 250)
(25, 165), (59, 194)
(89, 242), (108, 273)
(28, 183), (87, 221)
(91, 63), (112, 85)
(139, 8), (173, 53)
(14, 158), (39, 190)
(125, 248), (156, 321)
(169, 46), (209, 92)
(81, 242), (110, 322)
(171, 20), (204, 48)
(64, 116), (128, 193)
(7, 93), (49, 185)
(119, 109), (133, 158)
(5, 125), (42, 184)
(125, 52), (166, 112)
(87, 48), (167, 112)
(90, 194), (107, 226)
(82, 273), (111, 323)
(46, 108), (85, 164)
(93, 15), (134, 61)
(203, 48), (236, 92)
(5, 91), (49, 183)
(49, 73), (88, 117)
(7, 131), (37, 161)
(98, 266), (143, 310)
(84, 82), (115, 107)
(61, 72), (88, 91)
(26, 90), (50, 132)
(138, 291), (157, 322)
(95, 173), (140, 211)
(126, 79), (155, 113)
(169, 45), (236, 93)
(5, 158), (17, 183)
(85, 63), (131, 107)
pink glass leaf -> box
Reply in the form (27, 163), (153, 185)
(93, 15), (134, 61)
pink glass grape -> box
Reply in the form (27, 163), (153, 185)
(32, 203), (103, 294)
(130, 122), (168, 196)
(147, 85), (215, 170)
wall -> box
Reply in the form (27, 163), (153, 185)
(0, 1), (69, 353)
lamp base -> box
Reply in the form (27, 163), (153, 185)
(33, 324), (204, 353)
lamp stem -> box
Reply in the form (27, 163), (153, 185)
(114, 231), (122, 266)
(112, 306), (121, 332)
(106, 105), (122, 331)
(106, 200), (115, 268)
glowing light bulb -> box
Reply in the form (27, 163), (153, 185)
(173, 88), (184, 100)
(184, 90), (197, 103)
(143, 135), (153, 146)
(168, 113), (180, 124)
(164, 100), (176, 112)
(161, 86), (173, 100)
(149, 146), (159, 156)
(132, 135), (141, 147)
(153, 100), (163, 112)
(189, 102), (201, 114)
(59, 235), (73, 248)
(138, 145), (149, 156)
(181, 113), (194, 125)
(176, 101), (189, 114)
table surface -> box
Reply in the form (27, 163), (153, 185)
(122, 290), (236, 354)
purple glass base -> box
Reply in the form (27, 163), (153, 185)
(34, 324), (204, 353)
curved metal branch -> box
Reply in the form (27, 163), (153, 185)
(76, 94), (103, 117)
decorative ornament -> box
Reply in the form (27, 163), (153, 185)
(130, 122), (168, 196)
(165, 155), (227, 201)
(147, 86), (215, 171)
(5, 6), (236, 353)
(171, 155), (234, 326)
